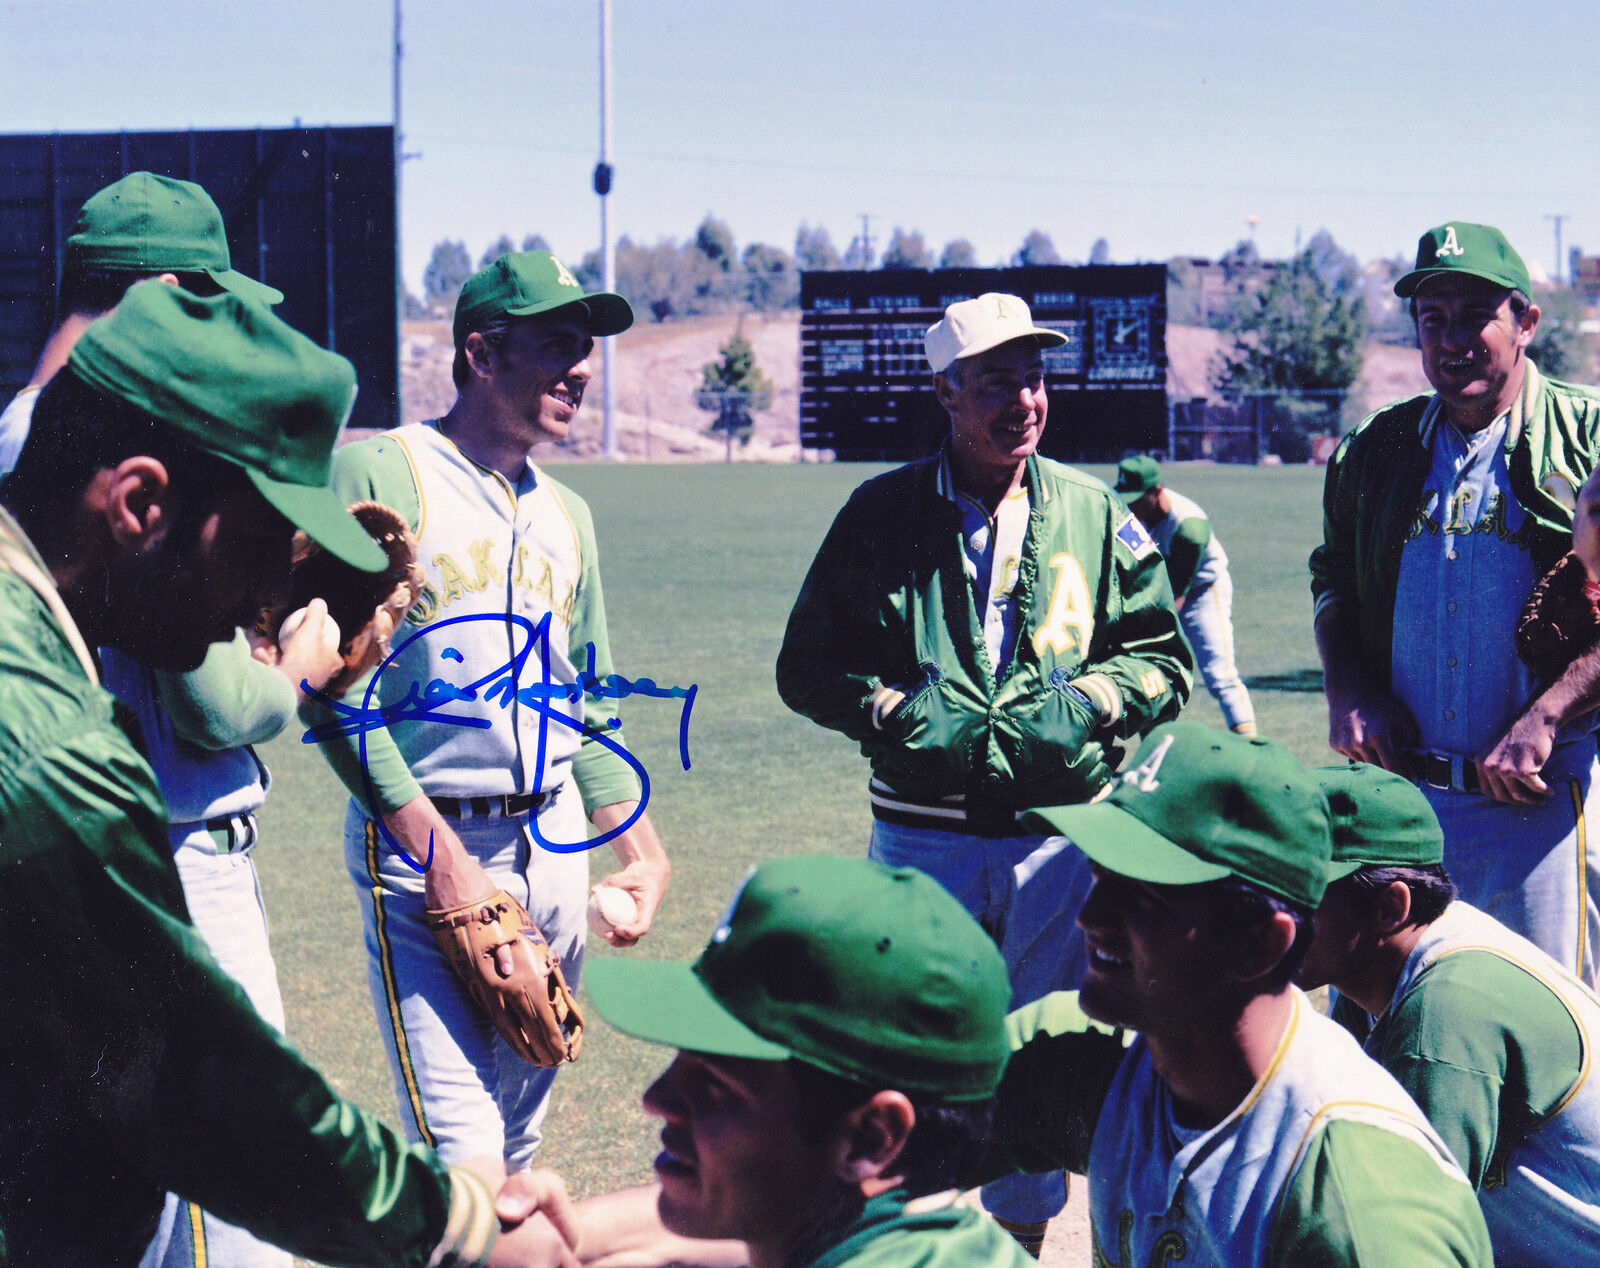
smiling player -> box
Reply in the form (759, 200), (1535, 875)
(777, 291), (1191, 1250)
(302, 250), (671, 1190)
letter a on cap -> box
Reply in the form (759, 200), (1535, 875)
(1437, 225), (1465, 259)
(1122, 734), (1175, 793)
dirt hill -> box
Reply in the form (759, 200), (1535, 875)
(401, 315), (1428, 461)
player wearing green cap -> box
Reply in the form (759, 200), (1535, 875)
(0, 282), (577, 1266)
(561, 855), (1032, 1267)
(301, 250), (671, 1190)
(0, 170), (282, 477)
(1298, 762), (1600, 1266)
(1115, 454), (1256, 735)
(1312, 221), (1600, 986)
(973, 722), (1492, 1265)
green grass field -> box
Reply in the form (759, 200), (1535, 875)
(253, 460), (1333, 1230)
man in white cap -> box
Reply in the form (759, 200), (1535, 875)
(777, 291), (1191, 1252)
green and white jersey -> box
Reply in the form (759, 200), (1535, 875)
(1144, 489), (1225, 598)
(1334, 901), (1600, 1266)
(797, 1189), (1033, 1267)
(988, 990), (1491, 1267)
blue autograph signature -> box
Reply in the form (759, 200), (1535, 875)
(301, 611), (697, 873)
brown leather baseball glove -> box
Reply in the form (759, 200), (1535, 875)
(1516, 552), (1600, 680)
(427, 889), (584, 1067)
(261, 500), (425, 696)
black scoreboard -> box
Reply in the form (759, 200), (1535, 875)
(800, 265), (1166, 462)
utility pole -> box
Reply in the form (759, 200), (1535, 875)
(597, 0), (618, 458)
(393, 0), (421, 424)
(852, 214), (874, 269)
(1546, 214), (1570, 285)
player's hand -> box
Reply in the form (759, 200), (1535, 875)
(1477, 711), (1556, 805)
(484, 1212), (579, 1268)
(386, 798), (497, 912)
(594, 856), (670, 948)
(494, 1170), (580, 1250)
(274, 597), (345, 700)
(1326, 683), (1418, 772)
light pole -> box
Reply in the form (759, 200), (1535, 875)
(596, 0), (617, 458)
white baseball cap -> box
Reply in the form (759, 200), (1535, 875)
(924, 292), (1069, 374)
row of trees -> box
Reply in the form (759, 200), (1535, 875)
(417, 221), (1115, 321)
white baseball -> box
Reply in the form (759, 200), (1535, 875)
(587, 885), (638, 935)
(278, 605), (341, 652)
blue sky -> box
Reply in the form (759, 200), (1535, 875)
(3, 0), (1598, 292)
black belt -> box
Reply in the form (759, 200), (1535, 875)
(430, 788), (558, 819)
(200, 812), (258, 854)
(1403, 751), (1481, 794)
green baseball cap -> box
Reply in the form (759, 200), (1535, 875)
(65, 172), (284, 307)
(1024, 721), (1334, 909)
(1394, 222), (1531, 299)
(1314, 763), (1444, 876)
(586, 856), (1012, 1101)
(452, 250), (632, 350)
(67, 281), (384, 571)
(1115, 455), (1161, 501)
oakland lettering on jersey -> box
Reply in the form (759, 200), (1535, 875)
(405, 537), (577, 628)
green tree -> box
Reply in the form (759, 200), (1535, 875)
(794, 223), (842, 271)
(881, 227), (934, 270)
(694, 216), (737, 272)
(742, 242), (799, 311)
(422, 239), (472, 309)
(697, 328), (773, 446)
(478, 235), (516, 268)
(1530, 289), (1593, 381)
(521, 233), (552, 254)
(939, 238), (979, 268)
(1089, 238), (1112, 265)
(1013, 230), (1061, 266)
(1221, 239), (1368, 393)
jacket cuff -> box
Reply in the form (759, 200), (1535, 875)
(870, 684), (906, 730)
(1071, 674), (1122, 726)
(427, 1167), (499, 1268)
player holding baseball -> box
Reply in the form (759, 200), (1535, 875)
(302, 250), (671, 1190)
(777, 291), (1191, 1250)
(1116, 454), (1257, 735)
(1312, 222), (1600, 984)
(0, 282), (579, 1266)
(984, 722), (1493, 1265)
(1298, 762), (1600, 1265)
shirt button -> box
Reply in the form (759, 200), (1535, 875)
(1444, 709), (1456, 721)
(988, 707), (1001, 721)
(1447, 655), (1458, 668)
(1446, 601), (1458, 613)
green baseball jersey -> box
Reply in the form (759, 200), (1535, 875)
(0, 509), (493, 1266)
(795, 1189), (1033, 1267)
(983, 991), (1492, 1267)
(1331, 901), (1600, 1265)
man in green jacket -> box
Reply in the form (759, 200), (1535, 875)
(1311, 221), (1600, 985)
(0, 281), (575, 1266)
(777, 292), (1191, 1249)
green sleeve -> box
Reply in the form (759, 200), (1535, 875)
(1082, 503), (1193, 738)
(1374, 951), (1581, 1188)
(1163, 517), (1209, 597)
(1268, 1119), (1492, 1267)
(0, 723), (456, 1266)
(547, 476), (644, 813)
(153, 629), (295, 749)
(775, 487), (901, 743)
(298, 435), (426, 814)
(976, 992), (1129, 1181)
(1308, 425), (1361, 615)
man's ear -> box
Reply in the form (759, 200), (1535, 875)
(98, 456), (172, 548)
(833, 1090), (916, 1189)
(932, 371), (958, 414)
(1373, 879), (1414, 937)
(462, 331), (497, 382)
(1231, 910), (1298, 986)
(1517, 303), (1541, 349)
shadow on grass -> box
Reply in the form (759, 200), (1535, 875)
(1245, 667), (1325, 694)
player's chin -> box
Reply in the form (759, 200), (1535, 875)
(1076, 976), (1132, 1029)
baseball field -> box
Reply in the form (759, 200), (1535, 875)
(255, 459), (1332, 1259)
